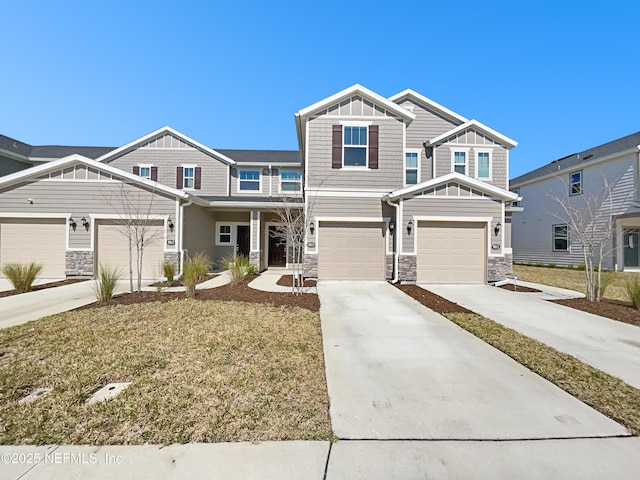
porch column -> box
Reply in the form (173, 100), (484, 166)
(250, 210), (261, 271)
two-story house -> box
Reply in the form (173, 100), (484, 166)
(0, 84), (518, 284)
(510, 131), (640, 271)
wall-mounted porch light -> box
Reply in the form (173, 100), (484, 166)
(309, 220), (315, 235)
(167, 217), (174, 232)
(494, 222), (502, 236)
(407, 219), (414, 235)
(81, 217), (90, 231)
(389, 220), (395, 231)
(68, 217), (77, 231)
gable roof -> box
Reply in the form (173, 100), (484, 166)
(383, 172), (518, 202)
(388, 89), (468, 125)
(96, 126), (237, 166)
(511, 131), (640, 187)
(0, 134), (32, 160)
(0, 154), (189, 200)
(426, 119), (518, 149)
(30, 145), (116, 160)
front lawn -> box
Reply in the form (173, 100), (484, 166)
(0, 299), (332, 445)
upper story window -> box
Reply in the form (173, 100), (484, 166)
(133, 165), (156, 181)
(405, 151), (419, 185)
(570, 171), (582, 195)
(176, 165), (200, 190)
(511, 188), (520, 207)
(476, 150), (491, 179)
(183, 166), (195, 189)
(332, 124), (379, 170)
(139, 166), (151, 180)
(553, 224), (569, 251)
(280, 170), (302, 192)
(239, 169), (261, 191)
(343, 126), (368, 167)
(452, 149), (468, 175)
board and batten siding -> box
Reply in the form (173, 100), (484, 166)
(511, 155), (637, 269)
(401, 196), (502, 253)
(107, 148), (228, 196)
(306, 116), (405, 190)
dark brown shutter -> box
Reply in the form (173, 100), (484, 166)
(194, 167), (202, 189)
(369, 125), (379, 169)
(176, 166), (183, 189)
(332, 125), (342, 169)
(133, 166), (140, 175)
(151, 166), (158, 181)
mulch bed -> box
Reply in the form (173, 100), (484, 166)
(395, 284), (472, 315)
(551, 298), (640, 327)
(499, 284), (542, 293)
(81, 275), (320, 312)
(0, 278), (88, 299)
(276, 275), (317, 288)
(149, 275), (217, 288)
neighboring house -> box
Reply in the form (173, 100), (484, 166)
(0, 84), (519, 283)
(510, 131), (640, 271)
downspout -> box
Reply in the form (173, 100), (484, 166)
(177, 196), (194, 278)
(386, 197), (400, 283)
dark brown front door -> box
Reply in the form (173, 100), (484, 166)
(237, 225), (250, 257)
(268, 226), (286, 266)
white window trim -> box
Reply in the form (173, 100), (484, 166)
(451, 148), (469, 176)
(215, 222), (250, 246)
(279, 169), (302, 194)
(138, 164), (153, 180)
(237, 168), (262, 193)
(404, 149), (421, 186)
(570, 170), (582, 196)
(475, 149), (492, 180)
(343, 125), (369, 169)
(553, 224), (569, 251)
(511, 188), (520, 207)
(182, 164), (196, 190)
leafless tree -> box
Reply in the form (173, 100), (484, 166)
(270, 196), (306, 295)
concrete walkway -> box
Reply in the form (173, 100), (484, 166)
(318, 281), (628, 440)
(140, 271), (232, 292)
(428, 283), (640, 389)
(248, 274), (317, 293)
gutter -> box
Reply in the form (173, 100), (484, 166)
(385, 197), (400, 284)
(177, 196), (194, 278)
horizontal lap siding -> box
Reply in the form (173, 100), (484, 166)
(308, 196), (390, 219)
(183, 204), (216, 259)
(435, 144), (509, 190)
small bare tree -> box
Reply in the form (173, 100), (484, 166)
(103, 183), (165, 293)
(270, 197), (306, 295)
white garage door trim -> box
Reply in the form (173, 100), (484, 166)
(317, 221), (387, 280)
(416, 220), (487, 284)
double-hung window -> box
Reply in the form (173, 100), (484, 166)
(553, 225), (569, 251)
(183, 166), (195, 189)
(452, 150), (468, 175)
(139, 166), (151, 180)
(280, 170), (302, 192)
(405, 151), (419, 185)
(218, 225), (232, 244)
(239, 169), (261, 191)
(570, 171), (582, 195)
(343, 126), (368, 167)
(476, 150), (491, 179)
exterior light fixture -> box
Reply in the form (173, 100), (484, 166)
(389, 220), (395, 231)
(494, 222), (502, 236)
(407, 219), (414, 235)
(309, 221), (315, 235)
(81, 217), (90, 231)
(167, 217), (174, 232)
(68, 217), (77, 231)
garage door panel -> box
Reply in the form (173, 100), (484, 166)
(0, 219), (66, 278)
(417, 222), (486, 284)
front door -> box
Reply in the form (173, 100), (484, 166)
(624, 229), (639, 269)
(237, 225), (250, 258)
(268, 226), (286, 266)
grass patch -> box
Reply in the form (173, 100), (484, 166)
(514, 265), (634, 301)
(0, 300), (332, 445)
(445, 312), (640, 435)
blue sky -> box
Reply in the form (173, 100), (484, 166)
(1, 1), (638, 179)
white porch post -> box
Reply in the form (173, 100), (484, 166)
(250, 210), (261, 271)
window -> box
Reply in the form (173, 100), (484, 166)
(183, 167), (195, 189)
(405, 151), (419, 185)
(139, 166), (151, 180)
(570, 171), (582, 195)
(280, 170), (302, 192)
(239, 169), (261, 191)
(218, 225), (232, 244)
(453, 150), (467, 175)
(553, 225), (569, 251)
(511, 188), (520, 207)
(343, 126), (368, 167)
(476, 150), (491, 179)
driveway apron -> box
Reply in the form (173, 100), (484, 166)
(428, 284), (640, 390)
(318, 281), (628, 440)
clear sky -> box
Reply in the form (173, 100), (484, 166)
(1, 0), (638, 179)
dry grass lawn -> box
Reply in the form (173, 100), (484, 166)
(513, 265), (636, 301)
(0, 300), (332, 445)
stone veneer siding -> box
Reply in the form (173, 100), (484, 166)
(303, 254), (318, 279)
(163, 252), (180, 271)
(65, 251), (94, 277)
(386, 254), (394, 280)
(488, 254), (513, 283)
(398, 255), (417, 283)
(249, 251), (261, 271)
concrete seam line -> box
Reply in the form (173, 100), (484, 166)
(16, 445), (61, 479)
(335, 435), (632, 442)
(322, 442), (333, 480)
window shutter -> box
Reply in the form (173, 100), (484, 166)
(176, 166), (183, 189)
(369, 125), (379, 170)
(194, 167), (202, 189)
(332, 125), (342, 169)
(133, 166), (140, 175)
(151, 166), (158, 181)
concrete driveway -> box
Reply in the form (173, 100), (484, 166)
(318, 281), (628, 440)
(428, 284), (640, 389)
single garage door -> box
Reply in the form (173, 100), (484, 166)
(95, 220), (165, 279)
(0, 218), (66, 278)
(318, 222), (386, 280)
(417, 221), (486, 284)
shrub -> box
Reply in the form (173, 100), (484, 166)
(548, 263), (556, 268)
(183, 252), (212, 297)
(576, 264), (586, 271)
(92, 265), (121, 305)
(162, 260), (176, 284)
(219, 254), (250, 286)
(1, 262), (43, 293)
(534, 263), (544, 268)
(626, 276), (640, 310)
(246, 265), (259, 275)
